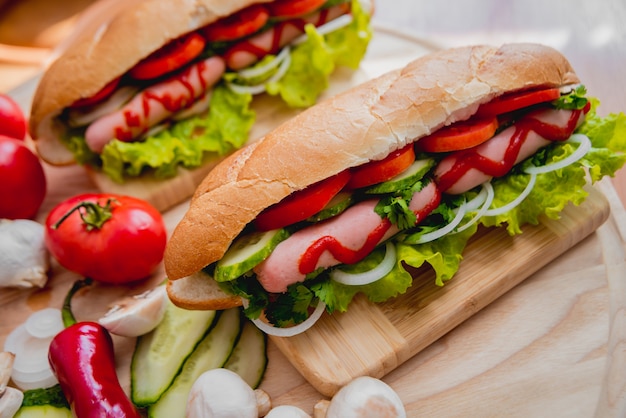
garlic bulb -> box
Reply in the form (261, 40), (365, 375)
(0, 219), (49, 288)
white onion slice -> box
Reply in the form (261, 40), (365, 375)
(413, 201), (468, 244)
(67, 86), (139, 127)
(3, 309), (64, 390)
(291, 14), (354, 46)
(524, 134), (592, 175)
(236, 46), (291, 80)
(243, 299), (327, 338)
(484, 172), (537, 217)
(25, 308), (64, 339)
(453, 182), (495, 234)
(330, 242), (396, 286)
(227, 49), (292, 95)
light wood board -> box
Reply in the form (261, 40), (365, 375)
(2, 27), (626, 417)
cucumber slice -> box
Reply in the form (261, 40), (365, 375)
(215, 229), (290, 282)
(14, 406), (72, 418)
(147, 308), (242, 418)
(224, 319), (268, 389)
(131, 300), (217, 406)
(14, 385), (71, 418)
(307, 191), (353, 222)
(365, 158), (435, 194)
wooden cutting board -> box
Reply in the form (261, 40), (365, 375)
(271, 185), (610, 396)
(3, 26), (626, 417)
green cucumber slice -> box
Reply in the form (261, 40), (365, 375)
(14, 385), (71, 418)
(131, 300), (216, 406)
(365, 158), (435, 194)
(14, 406), (72, 418)
(224, 319), (268, 389)
(307, 191), (353, 222)
(215, 229), (290, 282)
(147, 308), (242, 418)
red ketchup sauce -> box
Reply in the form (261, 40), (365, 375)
(436, 107), (587, 193)
(114, 60), (212, 141)
(298, 186), (442, 275)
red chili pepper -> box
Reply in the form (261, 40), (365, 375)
(48, 280), (142, 418)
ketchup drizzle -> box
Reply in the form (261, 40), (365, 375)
(436, 108), (585, 193)
(113, 60), (211, 141)
(298, 185), (442, 275)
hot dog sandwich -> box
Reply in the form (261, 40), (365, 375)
(29, 0), (372, 209)
(164, 43), (626, 335)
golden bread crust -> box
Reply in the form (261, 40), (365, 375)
(164, 43), (579, 280)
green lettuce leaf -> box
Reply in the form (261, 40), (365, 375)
(481, 99), (626, 234)
(100, 84), (255, 183)
(265, 0), (372, 107)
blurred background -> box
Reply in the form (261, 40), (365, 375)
(1, 0), (625, 200)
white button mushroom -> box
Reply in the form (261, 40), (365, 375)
(265, 405), (311, 418)
(0, 387), (23, 418)
(0, 352), (24, 418)
(325, 376), (406, 418)
(98, 285), (168, 337)
(187, 368), (270, 418)
(0, 219), (49, 288)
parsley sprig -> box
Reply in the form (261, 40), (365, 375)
(374, 181), (427, 230)
(554, 85), (588, 110)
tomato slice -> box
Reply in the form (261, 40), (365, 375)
(70, 76), (121, 108)
(416, 117), (498, 153)
(347, 144), (416, 190)
(255, 170), (351, 231)
(267, 0), (327, 18)
(129, 32), (206, 80)
(476, 88), (561, 117)
(203, 5), (270, 42)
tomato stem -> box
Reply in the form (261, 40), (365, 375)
(53, 199), (117, 231)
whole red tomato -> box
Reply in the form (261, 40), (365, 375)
(0, 135), (47, 219)
(45, 193), (167, 284)
(0, 93), (27, 140)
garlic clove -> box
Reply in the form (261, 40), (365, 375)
(325, 376), (406, 418)
(265, 405), (311, 418)
(0, 387), (24, 418)
(98, 285), (168, 337)
(0, 219), (49, 289)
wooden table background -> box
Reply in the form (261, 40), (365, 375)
(1, 1), (626, 417)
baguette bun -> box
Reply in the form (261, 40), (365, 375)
(29, 0), (271, 166)
(164, 43), (579, 288)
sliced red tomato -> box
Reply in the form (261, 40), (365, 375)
(347, 144), (416, 189)
(476, 87), (561, 117)
(69, 76), (121, 109)
(255, 170), (351, 231)
(267, 0), (326, 18)
(129, 32), (206, 80)
(416, 117), (498, 153)
(203, 5), (269, 42)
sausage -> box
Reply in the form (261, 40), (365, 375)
(434, 107), (587, 194)
(255, 182), (440, 293)
(224, 4), (350, 70)
(85, 56), (225, 153)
